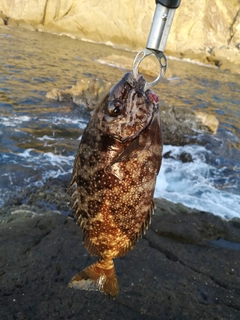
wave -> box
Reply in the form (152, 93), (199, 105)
(1, 143), (239, 220)
(0, 115), (87, 129)
(0, 115), (32, 127)
(154, 145), (240, 220)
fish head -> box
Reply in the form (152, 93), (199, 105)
(97, 72), (159, 142)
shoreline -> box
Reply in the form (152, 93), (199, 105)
(1, 19), (240, 75)
(0, 176), (240, 319)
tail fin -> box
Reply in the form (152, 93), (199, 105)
(68, 259), (119, 298)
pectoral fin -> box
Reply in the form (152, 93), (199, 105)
(105, 137), (142, 179)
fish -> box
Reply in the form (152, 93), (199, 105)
(68, 72), (162, 297)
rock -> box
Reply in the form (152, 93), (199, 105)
(179, 152), (193, 163)
(0, 0), (239, 73)
(46, 79), (218, 146)
(163, 151), (175, 160)
(231, 8), (240, 45)
(195, 111), (219, 134)
(0, 176), (71, 218)
(0, 182), (240, 319)
(6, 17), (18, 27)
(219, 58), (240, 73)
(160, 105), (218, 146)
(46, 78), (112, 110)
(163, 151), (193, 163)
(0, 0), (46, 23)
(0, 13), (7, 25)
(209, 47), (240, 74)
(17, 20), (36, 31)
(212, 47), (240, 63)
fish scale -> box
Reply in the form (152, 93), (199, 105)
(68, 72), (162, 297)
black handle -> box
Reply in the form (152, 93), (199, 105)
(156, 0), (181, 8)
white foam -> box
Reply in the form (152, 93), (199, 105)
(154, 145), (240, 220)
(14, 149), (74, 165)
(40, 116), (87, 129)
(0, 150), (75, 196)
(37, 135), (57, 141)
(17, 148), (34, 158)
(2, 143), (240, 220)
(0, 115), (32, 127)
(44, 152), (75, 165)
(41, 167), (73, 181)
(167, 55), (217, 69)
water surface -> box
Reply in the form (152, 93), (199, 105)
(0, 26), (240, 219)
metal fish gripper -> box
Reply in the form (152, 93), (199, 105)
(132, 49), (167, 91)
(132, 0), (181, 91)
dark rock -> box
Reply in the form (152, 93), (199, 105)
(160, 105), (216, 146)
(163, 151), (175, 160)
(0, 183), (240, 319)
(163, 151), (193, 163)
(179, 152), (193, 163)
(46, 78), (112, 111)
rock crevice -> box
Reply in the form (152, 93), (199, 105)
(0, 179), (240, 319)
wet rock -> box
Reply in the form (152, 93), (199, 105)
(179, 152), (193, 163)
(163, 151), (193, 163)
(161, 105), (218, 146)
(195, 111), (219, 134)
(46, 78), (112, 111)
(0, 182), (240, 319)
(164, 44), (240, 76)
(46, 81), (218, 147)
(163, 151), (175, 160)
(0, 176), (71, 218)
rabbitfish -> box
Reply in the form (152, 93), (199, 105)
(68, 72), (162, 297)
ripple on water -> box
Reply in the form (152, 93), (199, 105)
(0, 27), (240, 219)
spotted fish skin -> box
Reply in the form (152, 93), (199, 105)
(68, 72), (162, 297)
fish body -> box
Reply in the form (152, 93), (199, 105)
(68, 72), (162, 297)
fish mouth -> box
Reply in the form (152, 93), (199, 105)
(122, 72), (146, 92)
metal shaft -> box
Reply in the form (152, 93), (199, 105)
(146, 3), (176, 52)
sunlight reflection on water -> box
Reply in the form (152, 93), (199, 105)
(0, 26), (240, 218)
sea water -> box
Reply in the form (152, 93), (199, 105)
(0, 26), (240, 220)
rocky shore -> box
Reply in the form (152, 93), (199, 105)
(0, 2), (239, 317)
(0, 0), (240, 74)
(46, 75), (219, 141)
(0, 176), (240, 320)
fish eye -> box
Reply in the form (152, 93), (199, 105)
(107, 100), (124, 117)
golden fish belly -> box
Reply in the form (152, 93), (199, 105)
(86, 153), (157, 259)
